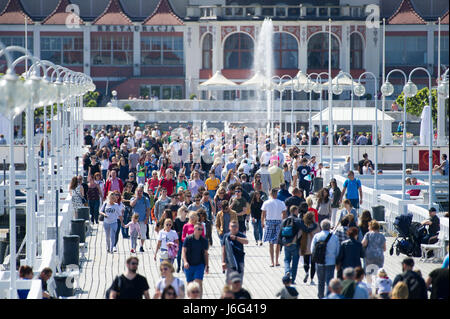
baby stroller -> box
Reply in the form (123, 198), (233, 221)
(389, 213), (427, 257)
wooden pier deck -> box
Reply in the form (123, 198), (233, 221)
(76, 221), (442, 299)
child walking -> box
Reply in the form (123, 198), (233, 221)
(124, 213), (142, 253)
(375, 268), (392, 299)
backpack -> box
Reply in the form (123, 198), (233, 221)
(402, 272), (426, 299)
(281, 217), (295, 240)
(105, 275), (122, 299)
(312, 233), (332, 264)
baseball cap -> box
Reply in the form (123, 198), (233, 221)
(429, 207), (437, 213)
(229, 272), (242, 283)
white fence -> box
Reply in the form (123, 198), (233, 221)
(118, 98), (377, 111)
(323, 168), (449, 240)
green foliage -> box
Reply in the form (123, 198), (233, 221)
(83, 91), (100, 107)
(396, 87), (438, 125)
(123, 104), (132, 111)
(86, 99), (97, 107)
(189, 93), (197, 100)
(34, 104), (58, 118)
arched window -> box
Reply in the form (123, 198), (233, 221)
(223, 33), (254, 69)
(274, 33), (298, 69)
(350, 33), (363, 69)
(307, 33), (339, 69)
(202, 33), (212, 69)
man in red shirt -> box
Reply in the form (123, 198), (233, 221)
(157, 168), (176, 197)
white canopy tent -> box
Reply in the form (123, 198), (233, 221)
(322, 73), (360, 88)
(82, 107), (137, 127)
(239, 71), (270, 89)
(282, 70), (310, 89)
(198, 71), (237, 90)
(311, 107), (394, 140)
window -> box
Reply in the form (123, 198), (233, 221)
(91, 34), (132, 65)
(241, 90), (255, 100)
(262, 7), (274, 16)
(245, 7), (255, 16)
(202, 33), (212, 69)
(274, 33), (298, 69)
(307, 33), (339, 69)
(0, 36), (33, 60)
(140, 85), (183, 99)
(435, 35), (449, 66)
(223, 90), (236, 100)
(141, 36), (183, 65)
(350, 33), (363, 69)
(40, 36), (83, 65)
(386, 36), (427, 66)
(287, 7), (300, 17)
(276, 7), (286, 17)
(224, 33), (253, 69)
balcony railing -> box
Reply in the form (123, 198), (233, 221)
(191, 5), (367, 20)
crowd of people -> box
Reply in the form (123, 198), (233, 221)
(62, 124), (449, 300)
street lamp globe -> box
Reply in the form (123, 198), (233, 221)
(438, 78), (449, 99)
(354, 83), (366, 97)
(380, 81), (394, 96)
(312, 82), (322, 94)
(332, 84), (343, 95)
(0, 72), (21, 117)
(403, 80), (418, 98)
(112, 90), (117, 97)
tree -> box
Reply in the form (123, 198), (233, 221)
(395, 87), (439, 125)
(84, 91), (100, 107)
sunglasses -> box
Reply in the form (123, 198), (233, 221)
(165, 292), (175, 296)
(190, 290), (200, 294)
(235, 191), (241, 193)
(195, 228), (204, 231)
(165, 224), (173, 227)
(130, 262), (138, 266)
(161, 267), (169, 271)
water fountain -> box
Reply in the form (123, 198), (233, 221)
(253, 18), (274, 136)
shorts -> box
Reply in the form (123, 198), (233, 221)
(264, 220), (282, 244)
(348, 198), (359, 209)
(184, 263), (205, 283)
(139, 221), (148, 240)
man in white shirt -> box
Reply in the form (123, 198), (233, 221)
(99, 133), (109, 149)
(261, 188), (287, 267)
(260, 144), (272, 166)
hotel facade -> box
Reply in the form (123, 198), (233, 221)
(0, 0), (448, 101)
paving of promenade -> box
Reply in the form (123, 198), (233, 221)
(76, 219), (442, 299)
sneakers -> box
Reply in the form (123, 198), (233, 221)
(113, 247), (117, 252)
(140, 246), (144, 252)
(131, 249), (135, 253)
(310, 279), (315, 285)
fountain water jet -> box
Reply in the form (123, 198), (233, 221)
(253, 18), (274, 137)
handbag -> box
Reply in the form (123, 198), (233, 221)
(99, 202), (106, 222)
